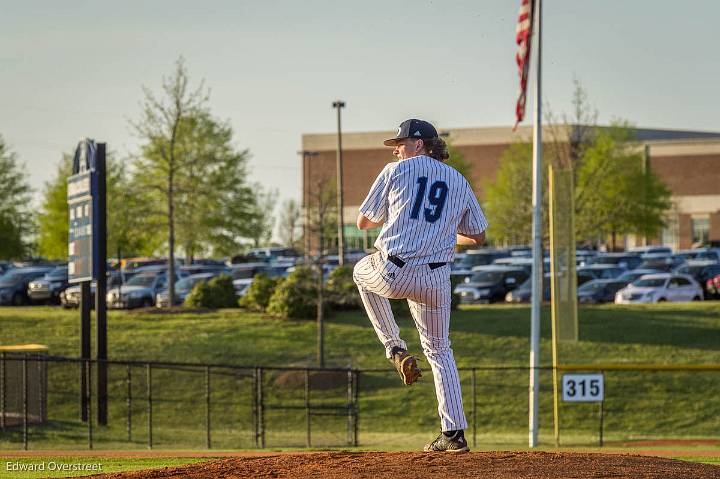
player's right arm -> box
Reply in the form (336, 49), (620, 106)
(357, 164), (392, 230)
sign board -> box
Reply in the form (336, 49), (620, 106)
(67, 139), (98, 283)
(562, 373), (604, 402)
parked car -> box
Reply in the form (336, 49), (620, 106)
(706, 274), (720, 300)
(246, 247), (299, 263)
(628, 246), (673, 256)
(0, 266), (54, 306)
(676, 248), (720, 262)
(179, 264), (229, 276)
(576, 264), (627, 280)
(673, 261), (720, 299)
(453, 249), (511, 275)
(577, 279), (628, 304)
(614, 273), (703, 304)
(230, 262), (272, 280)
(589, 253), (643, 270)
(640, 253), (685, 270)
(491, 257), (551, 275)
(454, 266), (528, 304)
(60, 273), (125, 309)
(0, 261), (14, 277)
(27, 266), (69, 304)
(155, 273), (219, 307)
(504, 271), (595, 303)
(614, 268), (665, 285)
(106, 273), (178, 309)
(233, 278), (254, 297)
(121, 257), (169, 274)
(505, 273), (550, 303)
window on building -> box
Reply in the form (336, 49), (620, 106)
(692, 217), (710, 247)
(661, 215), (679, 250)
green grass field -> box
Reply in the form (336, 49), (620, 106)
(1, 303), (719, 453)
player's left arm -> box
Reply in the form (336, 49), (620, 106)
(457, 183), (489, 243)
(357, 214), (384, 230)
(457, 231), (485, 245)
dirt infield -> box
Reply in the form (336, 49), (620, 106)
(84, 452), (720, 479)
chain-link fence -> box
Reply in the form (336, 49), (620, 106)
(1, 354), (718, 450)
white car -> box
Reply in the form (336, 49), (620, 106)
(614, 273), (703, 304)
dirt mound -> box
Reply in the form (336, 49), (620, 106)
(90, 451), (720, 479)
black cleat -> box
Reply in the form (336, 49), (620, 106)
(423, 430), (470, 452)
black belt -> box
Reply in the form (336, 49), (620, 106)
(387, 255), (446, 270)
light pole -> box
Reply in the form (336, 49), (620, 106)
(332, 100), (346, 266)
(298, 150), (319, 258)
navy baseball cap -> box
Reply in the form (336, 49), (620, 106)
(383, 119), (438, 146)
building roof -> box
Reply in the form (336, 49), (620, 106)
(302, 124), (720, 152)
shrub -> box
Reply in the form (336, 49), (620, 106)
(326, 265), (362, 310)
(239, 273), (280, 311)
(267, 266), (318, 319)
(185, 274), (237, 309)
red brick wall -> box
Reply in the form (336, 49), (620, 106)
(303, 144), (513, 208)
(678, 214), (693, 249)
(710, 211), (720, 243)
(650, 154), (720, 195)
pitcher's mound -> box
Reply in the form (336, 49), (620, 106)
(93, 451), (719, 479)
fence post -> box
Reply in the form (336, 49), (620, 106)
(353, 371), (359, 447)
(147, 364), (152, 450)
(346, 369), (353, 446)
(1, 352), (5, 430)
(127, 364), (132, 442)
(206, 366), (211, 449)
(252, 368), (258, 448)
(37, 357), (45, 423)
(471, 368), (477, 448)
(599, 400), (604, 447)
(258, 367), (265, 448)
(305, 369), (311, 448)
(86, 360), (93, 450)
(22, 357), (28, 451)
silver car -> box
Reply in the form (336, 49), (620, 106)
(106, 273), (172, 309)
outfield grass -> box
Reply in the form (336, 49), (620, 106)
(1, 303), (719, 451)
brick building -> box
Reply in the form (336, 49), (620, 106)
(301, 125), (720, 252)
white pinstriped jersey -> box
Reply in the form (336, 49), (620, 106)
(359, 155), (488, 266)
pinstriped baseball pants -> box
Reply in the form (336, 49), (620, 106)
(353, 251), (468, 432)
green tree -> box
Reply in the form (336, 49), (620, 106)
(171, 112), (260, 259)
(445, 141), (473, 182)
(36, 153), (158, 261)
(132, 58), (262, 305)
(574, 124), (670, 249)
(483, 83), (670, 250)
(277, 198), (301, 249)
(132, 57), (208, 306)
(482, 142), (549, 245)
(36, 155), (73, 259)
(0, 136), (32, 259)
(245, 186), (277, 248)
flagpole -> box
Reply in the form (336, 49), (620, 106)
(529, 0), (542, 448)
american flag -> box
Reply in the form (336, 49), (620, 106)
(514, 0), (534, 130)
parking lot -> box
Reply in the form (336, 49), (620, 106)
(2, 245), (720, 311)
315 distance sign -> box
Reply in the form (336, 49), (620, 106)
(562, 373), (604, 402)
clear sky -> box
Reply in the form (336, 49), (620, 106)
(2, 1), (718, 221)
